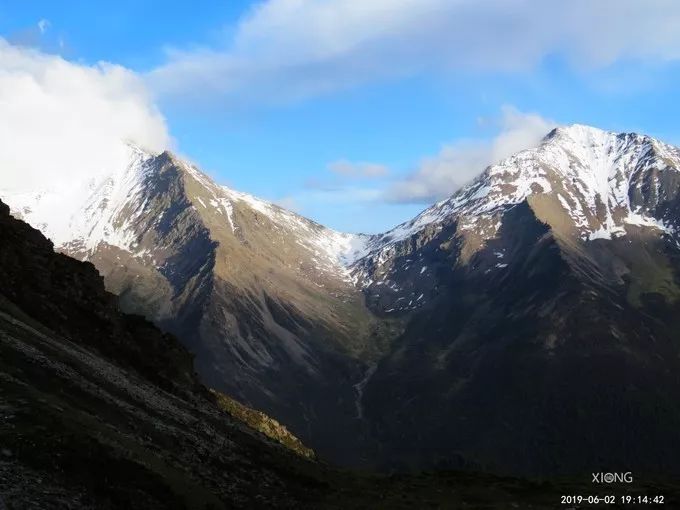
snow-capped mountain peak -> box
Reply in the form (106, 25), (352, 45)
(365, 125), (680, 256)
(2, 145), (371, 289)
(3, 124), (680, 289)
(1, 144), (158, 255)
(347, 124), (680, 300)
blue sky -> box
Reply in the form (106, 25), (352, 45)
(2, 1), (680, 233)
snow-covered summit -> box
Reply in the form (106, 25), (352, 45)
(3, 125), (680, 288)
(0, 143), (158, 254)
(364, 124), (680, 257)
(0, 144), (370, 278)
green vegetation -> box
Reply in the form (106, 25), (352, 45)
(211, 390), (315, 459)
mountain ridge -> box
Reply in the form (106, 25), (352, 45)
(351, 124), (680, 314)
(2, 145), (391, 465)
(5, 123), (680, 474)
(5, 194), (605, 509)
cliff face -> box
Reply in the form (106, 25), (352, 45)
(0, 199), (197, 393)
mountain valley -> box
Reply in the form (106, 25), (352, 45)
(5, 124), (680, 477)
(1, 195), (646, 509)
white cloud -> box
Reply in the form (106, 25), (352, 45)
(328, 160), (389, 179)
(385, 106), (556, 203)
(0, 40), (171, 194)
(253, 104), (555, 230)
(37, 19), (50, 34)
(148, 0), (680, 105)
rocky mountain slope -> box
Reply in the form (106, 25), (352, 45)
(5, 124), (680, 477)
(2, 146), (396, 465)
(353, 125), (680, 475)
(352, 124), (680, 310)
(2, 196), (633, 509)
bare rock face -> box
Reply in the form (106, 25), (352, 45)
(6, 125), (680, 476)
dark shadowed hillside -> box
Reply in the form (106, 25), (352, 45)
(7, 197), (653, 509)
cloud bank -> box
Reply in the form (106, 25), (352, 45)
(385, 107), (556, 203)
(285, 107), (555, 216)
(0, 40), (171, 194)
(149, 0), (680, 106)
